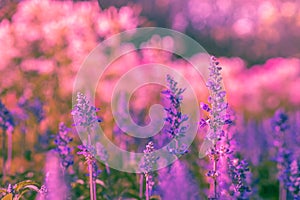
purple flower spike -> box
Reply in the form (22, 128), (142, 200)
(162, 75), (189, 155)
(200, 56), (228, 142)
(140, 141), (159, 200)
(0, 100), (15, 132)
(71, 92), (101, 129)
(272, 109), (289, 132)
(77, 144), (101, 180)
(18, 97), (45, 123)
(54, 122), (74, 169)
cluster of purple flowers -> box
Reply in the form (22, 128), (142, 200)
(77, 145), (102, 180)
(0, 100), (15, 132)
(140, 141), (159, 199)
(17, 97), (45, 123)
(199, 56), (231, 199)
(37, 152), (69, 200)
(72, 92), (107, 175)
(200, 56), (252, 199)
(200, 56), (231, 142)
(271, 109), (289, 133)
(162, 75), (189, 155)
(72, 92), (105, 200)
(289, 160), (300, 199)
(158, 160), (200, 200)
(140, 141), (158, 174)
(271, 109), (300, 199)
(71, 92), (101, 129)
(54, 122), (74, 170)
(227, 158), (251, 199)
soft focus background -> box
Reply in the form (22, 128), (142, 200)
(0, 0), (299, 199)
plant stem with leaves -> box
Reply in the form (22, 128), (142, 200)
(162, 75), (189, 156)
(72, 92), (102, 200)
(199, 56), (231, 199)
(271, 109), (296, 200)
(0, 100), (14, 184)
(140, 141), (158, 200)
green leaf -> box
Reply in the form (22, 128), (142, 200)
(150, 195), (161, 200)
(15, 180), (40, 192)
(118, 189), (141, 200)
(2, 193), (13, 200)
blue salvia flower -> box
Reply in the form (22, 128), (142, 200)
(92, 161), (102, 180)
(36, 152), (69, 200)
(227, 158), (251, 199)
(200, 56), (230, 142)
(158, 160), (200, 199)
(140, 141), (159, 200)
(270, 109), (299, 198)
(277, 148), (293, 188)
(271, 110), (290, 180)
(72, 92), (104, 170)
(162, 75), (189, 155)
(0, 100), (14, 184)
(38, 185), (48, 197)
(0, 100), (15, 132)
(140, 141), (158, 174)
(54, 122), (74, 170)
(289, 159), (300, 198)
(18, 97), (45, 123)
(72, 93), (103, 199)
(271, 109), (289, 150)
(271, 109), (289, 133)
(95, 142), (110, 174)
(212, 108), (252, 199)
(77, 145), (101, 180)
(71, 92), (101, 130)
(199, 57), (237, 199)
(72, 92), (107, 174)
(77, 144), (96, 164)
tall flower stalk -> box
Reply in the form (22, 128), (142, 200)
(71, 92), (101, 145)
(211, 109), (251, 199)
(289, 159), (300, 199)
(271, 109), (298, 200)
(0, 100), (14, 184)
(72, 92), (101, 200)
(17, 97), (45, 155)
(77, 145), (101, 200)
(140, 141), (159, 200)
(226, 157), (251, 199)
(37, 152), (69, 200)
(162, 75), (189, 156)
(54, 122), (74, 172)
(199, 56), (231, 199)
(158, 160), (200, 199)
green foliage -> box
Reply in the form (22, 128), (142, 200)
(0, 180), (40, 200)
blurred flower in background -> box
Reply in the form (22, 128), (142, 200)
(102, 0), (300, 64)
(0, 0), (299, 199)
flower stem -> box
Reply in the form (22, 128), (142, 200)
(213, 164), (217, 199)
(139, 174), (143, 198)
(2, 129), (6, 184)
(145, 175), (149, 200)
(87, 130), (96, 200)
(279, 182), (287, 200)
(88, 162), (96, 200)
(7, 130), (12, 175)
(105, 163), (110, 174)
(213, 144), (218, 199)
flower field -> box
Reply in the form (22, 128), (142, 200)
(0, 0), (299, 199)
